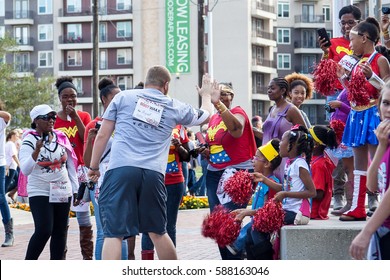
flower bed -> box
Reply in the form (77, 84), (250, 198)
(179, 196), (209, 210)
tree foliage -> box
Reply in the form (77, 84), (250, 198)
(0, 36), (56, 129)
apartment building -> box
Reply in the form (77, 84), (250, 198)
(0, 0), (134, 115)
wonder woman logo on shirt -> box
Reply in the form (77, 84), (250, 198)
(57, 126), (78, 138)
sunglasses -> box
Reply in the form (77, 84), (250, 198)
(220, 91), (234, 97)
(36, 114), (56, 121)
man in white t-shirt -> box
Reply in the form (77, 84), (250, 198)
(0, 100), (14, 247)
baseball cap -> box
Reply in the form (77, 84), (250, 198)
(30, 104), (56, 122)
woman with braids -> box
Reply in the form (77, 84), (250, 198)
(339, 17), (390, 221)
(83, 77), (133, 260)
(54, 76), (93, 259)
(260, 78), (307, 182)
(285, 73), (313, 128)
(308, 125), (338, 220)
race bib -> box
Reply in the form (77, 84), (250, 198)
(49, 181), (71, 203)
(133, 97), (164, 127)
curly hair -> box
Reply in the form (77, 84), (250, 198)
(285, 72), (313, 100)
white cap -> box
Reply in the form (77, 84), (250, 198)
(30, 104), (56, 122)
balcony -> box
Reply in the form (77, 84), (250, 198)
(14, 37), (34, 52)
(14, 63), (34, 73)
(4, 10), (34, 25)
(252, 85), (268, 95)
(58, 36), (91, 50)
(251, 30), (276, 47)
(293, 41), (323, 54)
(252, 30), (275, 41)
(252, 0), (276, 20)
(58, 7), (133, 23)
(294, 15), (325, 29)
(252, 57), (277, 74)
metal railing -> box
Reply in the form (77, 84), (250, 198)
(294, 14), (324, 23)
(252, 57), (276, 68)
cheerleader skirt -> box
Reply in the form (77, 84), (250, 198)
(342, 106), (380, 147)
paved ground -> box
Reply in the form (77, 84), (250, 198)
(0, 206), (222, 260)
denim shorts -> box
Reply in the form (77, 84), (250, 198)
(98, 166), (167, 238)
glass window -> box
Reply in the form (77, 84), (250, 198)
(277, 54), (290, 70)
(0, 0), (4, 17)
(302, 55), (316, 74)
(67, 50), (82, 66)
(277, 28), (290, 44)
(67, 0), (81, 13)
(277, 2), (289, 18)
(99, 22), (107, 42)
(67, 24), (82, 41)
(73, 77), (83, 94)
(323, 6), (331, 22)
(117, 76), (133, 91)
(117, 49), (132, 65)
(14, 52), (29, 72)
(15, 26), (28, 45)
(117, 21), (132, 38)
(38, 25), (53, 41)
(117, 0), (131, 10)
(0, 26), (5, 38)
(38, 0), (52, 14)
(38, 51), (53, 67)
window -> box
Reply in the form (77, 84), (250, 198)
(100, 50), (107, 69)
(302, 4), (315, 22)
(38, 51), (53, 67)
(99, 22), (107, 42)
(277, 28), (290, 44)
(277, 54), (290, 70)
(117, 76), (133, 91)
(323, 6), (331, 22)
(252, 46), (264, 66)
(38, 0), (52, 14)
(302, 30), (316, 48)
(38, 25), (53, 41)
(117, 49), (132, 65)
(15, 0), (28, 19)
(0, 55), (5, 64)
(67, 24), (82, 42)
(0, 26), (5, 38)
(67, 50), (82, 66)
(302, 55), (316, 74)
(73, 77), (83, 94)
(67, 0), (81, 13)
(117, 0), (131, 10)
(278, 2), (289, 18)
(14, 52), (29, 72)
(99, 0), (107, 14)
(15, 26), (28, 45)
(116, 21), (132, 38)
(252, 72), (265, 94)
(0, 0), (4, 17)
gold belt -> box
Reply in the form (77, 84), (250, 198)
(351, 99), (377, 111)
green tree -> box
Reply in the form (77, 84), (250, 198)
(0, 36), (55, 129)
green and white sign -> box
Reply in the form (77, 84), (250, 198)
(166, 0), (190, 73)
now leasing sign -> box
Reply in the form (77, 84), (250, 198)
(166, 0), (190, 73)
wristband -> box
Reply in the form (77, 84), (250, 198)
(367, 72), (385, 89)
(88, 167), (99, 171)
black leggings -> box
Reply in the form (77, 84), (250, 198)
(25, 196), (71, 260)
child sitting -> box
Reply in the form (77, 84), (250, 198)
(226, 139), (282, 257)
(309, 125), (337, 220)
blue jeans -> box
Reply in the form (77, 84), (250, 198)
(189, 158), (208, 196)
(91, 189), (128, 260)
(181, 162), (188, 195)
(5, 168), (18, 192)
(232, 221), (252, 253)
(0, 166), (11, 224)
(142, 182), (185, 250)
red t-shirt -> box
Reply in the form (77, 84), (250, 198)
(206, 107), (256, 169)
(54, 110), (91, 166)
(310, 155), (335, 220)
(165, 125), (189, 185)
(83, 116), (101, 148)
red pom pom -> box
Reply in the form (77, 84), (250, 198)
(223, 170), (253, 205)
(201, 205), (241, 247)
(252, 200), (285, 233)
(347, 69), (370, 106)
(313, 59), (339, 96)
(329, 119), (345, 145)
